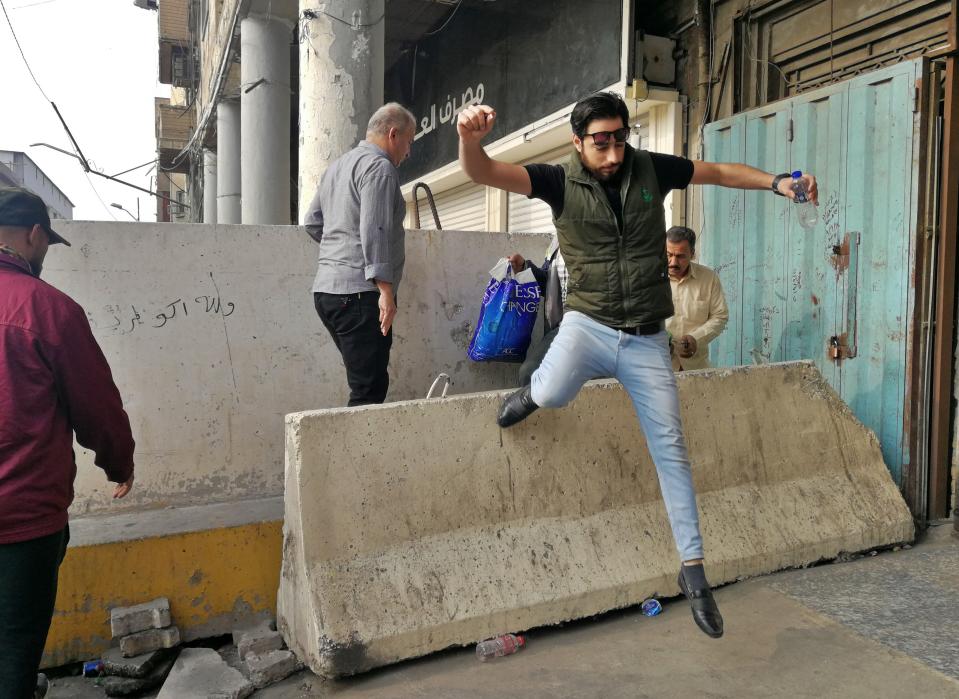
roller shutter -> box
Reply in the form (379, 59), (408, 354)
(432, 181), (486, 231)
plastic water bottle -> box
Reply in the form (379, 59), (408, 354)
(475, 633), (526, 661)
(790, 170), (818, 230)
(641, 598), (662, 616)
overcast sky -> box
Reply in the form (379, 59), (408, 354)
(1, 0), (169, 221)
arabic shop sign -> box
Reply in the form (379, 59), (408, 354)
(413, 83), (485, 142)
(390, 0), (623, 183)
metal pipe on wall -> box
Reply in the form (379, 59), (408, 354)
(944, 1), (959, 532)
(931, 0), (959, 524)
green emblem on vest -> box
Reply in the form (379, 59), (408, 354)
(641, 186), (653, 203)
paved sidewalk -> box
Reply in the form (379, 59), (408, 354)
(50, 524), (959, 699)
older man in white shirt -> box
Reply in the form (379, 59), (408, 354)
(665, 226), (729, 371)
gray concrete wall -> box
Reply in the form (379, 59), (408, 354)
(43, 221), (552, 515)
(278, 361), (915, 678)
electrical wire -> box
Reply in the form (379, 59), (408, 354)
(301, 7), (385, 30)
(697, 1), (715, 239)
(0, 0), (50, 101)
(743, 10), (795, 91)
(697, 2), (714, 149)
(9, 0), (62, 10)
(2, 0), (117, 219)
(82, 170), (119, 221)
(423, 0), (463, 37)
(111, 158), (158, 179)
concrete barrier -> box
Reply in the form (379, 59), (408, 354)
(278, 361), (915, 678)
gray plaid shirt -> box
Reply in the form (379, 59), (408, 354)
(547, 235), (568, 304)
(304, 141), (407, 294)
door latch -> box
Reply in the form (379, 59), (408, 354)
(828, 335), (857, 361)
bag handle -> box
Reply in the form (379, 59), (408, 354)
(426, 372), (451, 399)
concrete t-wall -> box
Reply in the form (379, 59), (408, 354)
(43, 221), (552, 516)
(278, 362), (915, 677)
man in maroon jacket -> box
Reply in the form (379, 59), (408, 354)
(0, 187), (135, 698)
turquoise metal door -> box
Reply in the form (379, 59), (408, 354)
(703, 59), (923, 485)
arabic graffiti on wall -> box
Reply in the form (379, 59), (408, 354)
(85, 273), (236, 336)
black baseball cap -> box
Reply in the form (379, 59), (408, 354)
(0, 186), (71, 246)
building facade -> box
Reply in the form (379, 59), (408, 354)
(0, 150), (74, 220)
(146, 0), (956, 522)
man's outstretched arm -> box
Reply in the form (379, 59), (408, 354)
(691, 161), (818, 205)
(457, 105), (533, 196)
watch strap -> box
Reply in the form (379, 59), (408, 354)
(771, 172), (790, 197)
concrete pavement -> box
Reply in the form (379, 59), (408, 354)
(49, 524), (958, 698)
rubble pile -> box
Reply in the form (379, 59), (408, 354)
(101, 598), (181, 696)
(77, 604), (302, 696)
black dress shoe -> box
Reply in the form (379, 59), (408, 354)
(497, 385), (539, 427)
(678, 568), (724, 638)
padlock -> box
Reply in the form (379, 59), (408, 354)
(829, 336), (842, 360)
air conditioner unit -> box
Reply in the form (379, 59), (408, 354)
(172, 191), (186, 219)
(635, 32), (676, 86)
(171, 49), (195, 88)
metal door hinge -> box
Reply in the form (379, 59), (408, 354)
(787, 118), (794, 142)
(913, 85), (920, 113)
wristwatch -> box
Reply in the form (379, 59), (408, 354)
(771, 172), (791, 197)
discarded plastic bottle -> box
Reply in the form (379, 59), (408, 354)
(641, 598), (663, 617)
(476, 633), (526, 661)
(790, 170), (818, 230)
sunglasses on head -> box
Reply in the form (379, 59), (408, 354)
(585, 127), (630, 147)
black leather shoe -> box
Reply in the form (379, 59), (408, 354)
(678, 568), (724, 638)
(497, 386), (539, 427)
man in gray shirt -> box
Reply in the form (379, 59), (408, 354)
(305, 103), (415, 406)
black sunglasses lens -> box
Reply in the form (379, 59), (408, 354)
(592, 131), (611, 146)
(590, 128), (630, 146)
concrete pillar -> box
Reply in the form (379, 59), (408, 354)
(298, 0), (385, 223)
(241, 14), (292, 224)
(202, 149), (218, 224)
(217, 101), (241, 224)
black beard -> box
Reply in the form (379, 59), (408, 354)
(578, 153), (620, 183)
(591, 166), (621, 183)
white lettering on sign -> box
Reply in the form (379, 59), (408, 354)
(415, 83), (486, 141)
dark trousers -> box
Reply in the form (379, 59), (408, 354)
(0, 525), (70, 699)
(519, 326), (560, 386)
(315, 291), (393, 407)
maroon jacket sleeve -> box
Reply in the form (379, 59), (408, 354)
(48, 302), (135, 483)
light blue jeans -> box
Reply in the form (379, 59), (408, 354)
(530, 311), (704, 561)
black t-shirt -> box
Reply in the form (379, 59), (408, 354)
(524, 153), (694, 228)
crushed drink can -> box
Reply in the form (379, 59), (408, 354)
(83, 659), (104, 677)
(641, 598), (662, 617)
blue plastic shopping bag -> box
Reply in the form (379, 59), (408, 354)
(467, 259), (541, 362)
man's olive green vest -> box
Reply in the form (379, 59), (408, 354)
(554, 144), (674, 327)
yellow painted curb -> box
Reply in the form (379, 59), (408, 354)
(43, 520), (282, 668)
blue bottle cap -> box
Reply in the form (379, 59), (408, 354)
(791, 170), (803, 179)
